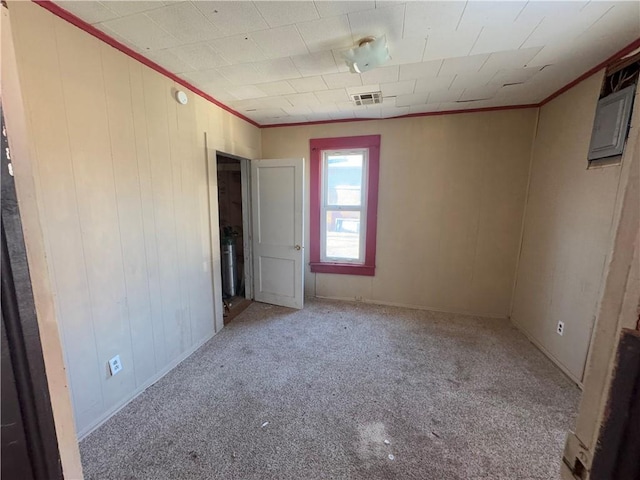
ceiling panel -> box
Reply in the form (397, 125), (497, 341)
(101, 1), (168, 17)
(57, 1), (119, 24)
(179, 68), (231, 87)
(195, 2), (269, 36)
(170, 44), (229, 70)
(459, 84), (501, 101)
(490, 67), (541, 87)
(311, 103), (341, 113)
(346, 84), (381, 95)
(329, 110), (358, 120)
(382, 105), (409, 117)
(348, 3), (406, 43)
(515, 1), (588, 26)
(331, 49), (351, 72)
(145, 49), (194, 74)
(55, 0), (640, 126)
(254, 57), (302, 83)
(297, 15), (353, 53)
(100, 13), (182, 51)
(289, 76), (329, 93)
(252, 25), (310, 59)
(145, 3), (222, 44)
(399, 60), (443, 81)
(354, 107), (378, 117)
(458, 1), (527, 29)
(386, 38), (427, 66)
(323, 71), (363, 89)
(315, 88), (351, 103)
(470, 23), (539, 55)
(254, 1), (319, 28)
(216, 63), (263, 85)
(283, 105), (314, 116)
(381, 79), (416, 96)
(479, 47), (542, 74)
(415, 76), (456, 92)
(522, 2), (615, 49)
(409, 103), (441, 114)
(403, 1), (465, 37)
(585, 1), (640, 40)
(292, 51), (339, 77)
(427, 88), (465, 104)
(233, 96), (293, 110)
(257, 81), (297, 96)
(423, 28), (481, 61)
(226, 85), (267, 101)
(360, 65), (399, 84)
(439, 54), (490, 77)
(395, 92), (428, 107)
(314, 1), (375, 18)
(208, 34), (267, 65)
(285, 92), (322, 107)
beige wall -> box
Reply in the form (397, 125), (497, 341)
(510, 72), (625, 383)
(262, 110), (537, 318)
(561, 87), (639, 479)
(2, 4), (83, 477)
(10, 0), (260, 439)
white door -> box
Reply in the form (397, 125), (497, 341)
(251, 158), (304, 309)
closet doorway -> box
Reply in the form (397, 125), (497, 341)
(216, 153), (252, 324)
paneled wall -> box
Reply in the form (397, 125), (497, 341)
(511, 72), (627, 383)
(10, 1), (260, 437)
(262, 109), (537, 318)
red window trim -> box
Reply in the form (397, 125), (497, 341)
(309, 135), (380, 276)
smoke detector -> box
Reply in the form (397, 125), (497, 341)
(350, 91), (383, 106)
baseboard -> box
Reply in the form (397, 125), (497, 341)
(77, 330), (217, 440)
(511, 321), (583, 387)
(313, 295), (508, 320)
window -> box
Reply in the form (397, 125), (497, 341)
(309, 135), (380, 276)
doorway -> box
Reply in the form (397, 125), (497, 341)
(216, 153), (252, 324)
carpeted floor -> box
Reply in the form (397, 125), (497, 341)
(80, 299), (580, 480)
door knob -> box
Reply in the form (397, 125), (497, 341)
(294, 245), (301, 250)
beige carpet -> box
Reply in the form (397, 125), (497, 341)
(80, 299), (580, 479)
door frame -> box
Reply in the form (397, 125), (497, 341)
(213, 150), (254, 301)
(1, 104), (63, 480)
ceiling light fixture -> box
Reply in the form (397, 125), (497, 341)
(344, 36), (390, 74)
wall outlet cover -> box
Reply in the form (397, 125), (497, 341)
(557, 321), (565, 336)
(108, 355), (123, 376)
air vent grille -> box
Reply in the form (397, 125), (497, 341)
(350, 91), (383, 106)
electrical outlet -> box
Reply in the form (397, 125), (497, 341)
(108, 355), (122, 376)
(557, 321), (565, 336)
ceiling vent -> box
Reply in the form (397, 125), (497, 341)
(350, 91), (383, 106)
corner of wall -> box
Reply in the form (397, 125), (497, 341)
(2, 3), (84, 478)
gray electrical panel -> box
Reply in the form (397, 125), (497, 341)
(588, 84), (636, 161)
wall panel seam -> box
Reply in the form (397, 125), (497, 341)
(53, 17), (106, 415)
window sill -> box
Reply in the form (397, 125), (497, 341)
(309, 262), (375, 276)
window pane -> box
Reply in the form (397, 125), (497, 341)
(326, 153), (363, 206)
(326, 210), (361, 260)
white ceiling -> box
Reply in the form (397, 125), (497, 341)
(56, 1), (640, 126)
